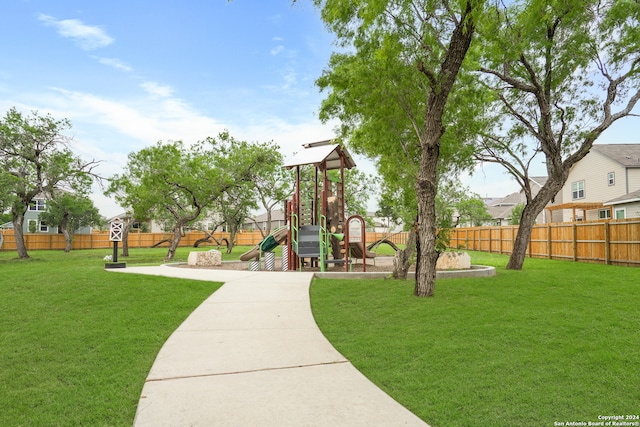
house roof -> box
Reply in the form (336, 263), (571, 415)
(529, 176), (548, 187)
(484, 192), (522, 219)
(486, 204), (515, 220)
(249, 209), (286, 223)
(283, 141), (356, 170)
(489, 191), (522, 207)
(591, 144), (640, 168)
(603, 189), (640, 206)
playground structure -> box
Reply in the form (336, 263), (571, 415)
(283, 140), (375, 272)
(238, 139), (378, 271)
(239, 226), (288, 269)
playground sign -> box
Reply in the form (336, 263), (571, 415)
(106, 217), (126, 269)
(109, 217), (124, 242)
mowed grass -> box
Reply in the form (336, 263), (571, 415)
(0, 247), (234, 427)
(310, 251), (640, 427)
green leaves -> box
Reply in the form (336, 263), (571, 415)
(0, 107), (100, 257)
(106, 133), (288, 257)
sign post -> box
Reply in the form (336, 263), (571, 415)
(106, 217), (126, 269)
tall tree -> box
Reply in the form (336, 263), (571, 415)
(476, 0), (640, 269)
(107, 140), (210, 261)
(217, 190), (257, 252)
(243, 141), (291, 237)
(39, 191), (102, 252)
(314, 0), (484, 296)
(0, 107), (100, 258)
(107, 133), (269, 261)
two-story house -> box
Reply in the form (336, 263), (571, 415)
(552, 144), (640, 221)
(1, 194), (92, 234)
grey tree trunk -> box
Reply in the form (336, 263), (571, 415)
(392, 227), (416, 279)
(414, 142), (441, 297)
(12, 207), (29, 259)
(121, 219), (133, 257)
(506, 176), (566, 269)
(62, 228), (73, 252)
(411, 2), (476, 296)
(164, 224), (184, 262)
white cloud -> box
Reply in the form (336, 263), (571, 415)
(140, 81), (173, 98)
(270, 45), (285, 55)
(48, 87), (227, 147)
(38, 14), (113, 50)
(93, 56), (132, 72)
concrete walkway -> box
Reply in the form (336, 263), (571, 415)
(111, 265), (428, 427)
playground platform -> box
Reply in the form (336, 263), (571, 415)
(109, 265), (428, 426)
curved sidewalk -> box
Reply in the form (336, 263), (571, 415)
(111, 265), (428, 426)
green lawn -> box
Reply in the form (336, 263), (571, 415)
(310, 251), (640, 427)
(0, 248), (228, 427)
(3, 247), (638, 426)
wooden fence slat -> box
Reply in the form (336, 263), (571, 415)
(0, 229), (411, 253)
(449, 219), (640, 267)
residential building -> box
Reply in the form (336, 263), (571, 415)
(242, 209), (286, 232)
(550, 144), (640, 221)
(483, 176), (550, 225)
(2, 194), (92, 234)
(485, 192), (522, 226)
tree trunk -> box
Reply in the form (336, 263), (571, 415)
(414, 142), (440, 297)
(121, 219), (133, 257)
(12, 208), (29, 259)
(506, 177), (565, 269)
(164, 224), (184, 262)
(265, 208), (273, 236)
(411, 3), (475, 295)
(62, 228), (73, 252)
(392, 226), (416, 279)
(227, 223), (237, 254)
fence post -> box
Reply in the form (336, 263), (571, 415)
(547, 224), (552, 259)
(572, 223), (578, 262)
(604, 221), (610, 265)
(489, 227), (493, 253)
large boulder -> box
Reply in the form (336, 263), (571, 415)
(436, 251), (471, 270)
(187, 250), (222, 266)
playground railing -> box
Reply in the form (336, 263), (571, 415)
(319, 215), (328, 272)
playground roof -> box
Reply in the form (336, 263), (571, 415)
(283, 142), (356, 170)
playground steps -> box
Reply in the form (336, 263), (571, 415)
(295, 225), (322, 258)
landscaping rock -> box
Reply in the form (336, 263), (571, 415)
(187, 250), (222, 267)
(436, 251), (471, 270)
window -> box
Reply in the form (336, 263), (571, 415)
(572, 180), (585, 200)
(29, 199), (46, 211)
(39, 221), (48, 233)
(28, 220), (38, 233)
(615, 208), (626, 219)
(599, 209), (611, 219)
(607, 172), (615, 186)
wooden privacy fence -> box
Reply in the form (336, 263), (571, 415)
(450, 218), (640, 267)
(0, 229), (410, 252)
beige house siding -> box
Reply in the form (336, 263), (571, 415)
(560, 151), (628, 221)
(620, 202), (640, 218)
(626, 168), (640, 193)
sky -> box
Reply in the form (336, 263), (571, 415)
(1, 1), (638, 218)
